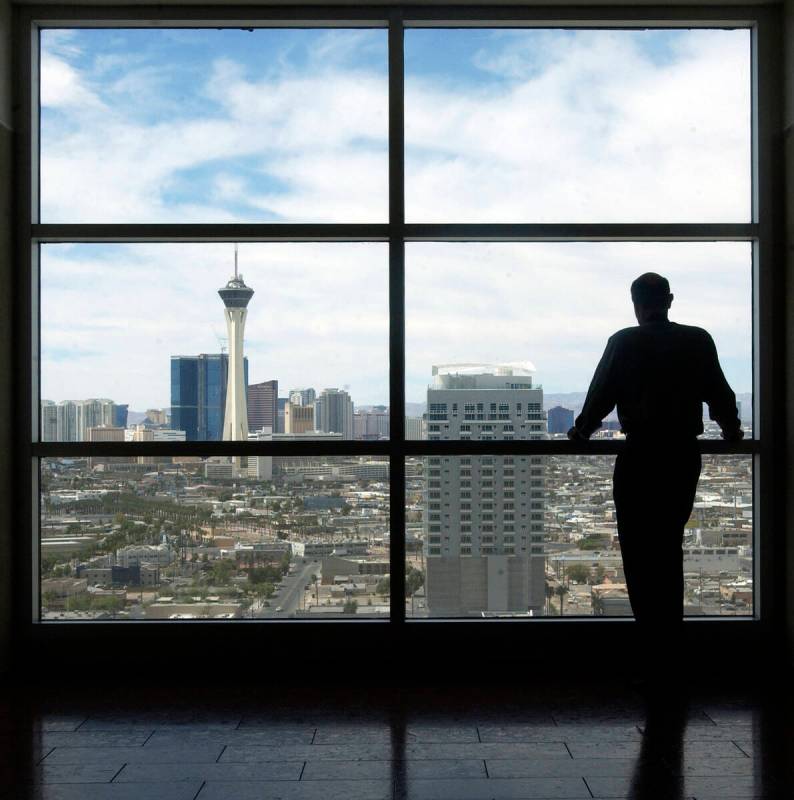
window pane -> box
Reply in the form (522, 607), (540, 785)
(406, 454), (752, 618)
(406, 242), (752, 440)
(40, 243), (388, 441)
(40, 29), (388, 223)
(405, 29), (751, 222)
(41, 456), (390, 620)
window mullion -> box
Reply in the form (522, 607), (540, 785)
(389, 13), (406, 624)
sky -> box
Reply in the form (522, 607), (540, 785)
(39, 27), (752, 409)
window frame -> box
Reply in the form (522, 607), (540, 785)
(14, 4), (783, 645)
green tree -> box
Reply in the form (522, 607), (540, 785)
(256, 582), (275, 599)
(343, 599), (358, 614)
(592, 565), (607, 584)
(375, 576), (390, 597)
(405, 565), (424, 597)
(92, 595), (124, 614)
(566, 563), (591, 584)
(579, 536), (607, 551)
(211, 559), (236, 585)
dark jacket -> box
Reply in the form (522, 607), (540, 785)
(574, 321), (742, 439)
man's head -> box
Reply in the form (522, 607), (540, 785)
(630, 272), (673, 324)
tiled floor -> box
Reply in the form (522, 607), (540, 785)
(0, 681), (789, 799)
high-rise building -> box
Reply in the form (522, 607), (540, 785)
(406, 416), (425, 441)
(171, 354), (248, 441)
(424, 363), (547, 616)
(56, 400), (79, 442)
(354, 408), (390, 440)
(314, 388), (354, 439)
(112, 404), (129, 429)
(247, 380), (278, 433)
(43, 398), (124, 442)
(219, 248), (254, 442)
(76, 399), (117, 441)
(284, 402), (315, 434)
(288, 388), (316, 407)
(547, 405), (575, 434)
(276, 398), (287, 433)
(41, 401), (57, 441)
(144, 408), (169, 426)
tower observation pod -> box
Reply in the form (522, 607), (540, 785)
(219, 246), (254, 442)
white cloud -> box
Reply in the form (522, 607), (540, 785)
(406, 241), (752, 399)
(37, 29), (754, 411)
(41, 46), (389, 223)
(40, 54), (105, 110)
(405, 29), (751, 222)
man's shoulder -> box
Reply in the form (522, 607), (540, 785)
(607, 326), (638, 344)
(669, 322), (714, 344)
(609, 322), (712, 343)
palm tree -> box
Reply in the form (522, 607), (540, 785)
(555, 583), (569, 616)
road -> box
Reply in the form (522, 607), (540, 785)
(255, 560), (319, 618)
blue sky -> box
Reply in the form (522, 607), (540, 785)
(39, 27), (752, 409)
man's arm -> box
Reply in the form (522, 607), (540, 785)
(569, 336), (619, 440)
(701, 332), (743, 441)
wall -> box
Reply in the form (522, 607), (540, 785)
(785, 0), (794, 662)
(0, 0), (12, 673)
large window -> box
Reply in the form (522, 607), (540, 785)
(22, 6), (773, 626)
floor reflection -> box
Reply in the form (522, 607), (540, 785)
(628, 689), (687, 800)
(1, 682), (787, 799)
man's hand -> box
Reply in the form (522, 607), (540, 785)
(722, 428), (745, 442)
(567, 426), (588, 442)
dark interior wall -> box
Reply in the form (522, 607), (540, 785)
(785, 0), (794, 662)
(0, 0), (12, 674)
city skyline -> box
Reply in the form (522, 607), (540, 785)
(40, 241), (753, 410)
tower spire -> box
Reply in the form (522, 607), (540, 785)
(219, 250), (254, 448)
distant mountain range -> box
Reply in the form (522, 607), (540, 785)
(129, 392), (752, 427)
(404, 392), (753, 424)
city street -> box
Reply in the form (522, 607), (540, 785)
(256, 559), (318, 618)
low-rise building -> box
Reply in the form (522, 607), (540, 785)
(116, 544), (172, 568)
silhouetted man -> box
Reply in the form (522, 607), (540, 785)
(568, 273), (743, 675)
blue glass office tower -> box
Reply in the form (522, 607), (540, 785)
(547, 405), (575, 434)
(112, 404), (129, 429)
(171, 354), (248, 441)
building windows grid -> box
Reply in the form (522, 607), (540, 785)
(21, 5), (772, 627)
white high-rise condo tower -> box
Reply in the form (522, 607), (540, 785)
(219, 245), (254, 441)
(424, 363), (547, 617)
